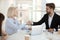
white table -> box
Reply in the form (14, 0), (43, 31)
(6, 30), (51, 40)
(7, 30), (27, 40)
(51, 32), (60, 40)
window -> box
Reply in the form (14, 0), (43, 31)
(16, 0), (46, 23)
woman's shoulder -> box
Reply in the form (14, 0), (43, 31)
(6, 18), (14, 22)
(6, 18), (13, 20)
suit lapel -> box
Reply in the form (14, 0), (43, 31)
(46, 14), (49, 27)
(50, 13), (56, 27)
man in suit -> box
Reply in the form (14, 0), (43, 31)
(27, 3), (60, 32)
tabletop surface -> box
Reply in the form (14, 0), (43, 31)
(6, 30), (60, 40)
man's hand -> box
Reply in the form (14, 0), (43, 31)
(28, 27), (32, 30)
(48, 28), (54, 33)
(26, 21), (32, 25)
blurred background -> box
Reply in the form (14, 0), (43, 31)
(0, 0), (60, 40)
(0, 0), (60, 31)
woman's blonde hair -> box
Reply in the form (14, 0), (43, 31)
(7, 7), (17, 18)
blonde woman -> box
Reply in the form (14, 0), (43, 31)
(5, 7), (27, 35)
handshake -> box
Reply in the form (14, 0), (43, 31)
(26, 21), (33, 30)
(26, 21), (33, 25)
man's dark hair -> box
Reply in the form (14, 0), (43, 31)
(46, 3), (55, 10)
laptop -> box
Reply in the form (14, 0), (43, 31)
(31, 25), (44, 36)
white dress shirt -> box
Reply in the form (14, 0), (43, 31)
(48, 13), (54, 27)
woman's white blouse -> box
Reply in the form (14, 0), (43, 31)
(5, 18), (27, 35)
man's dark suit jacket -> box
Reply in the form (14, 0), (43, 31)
(33, 13), (60, 31)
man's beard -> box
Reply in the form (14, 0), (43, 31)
(47, 12), (51, 15)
